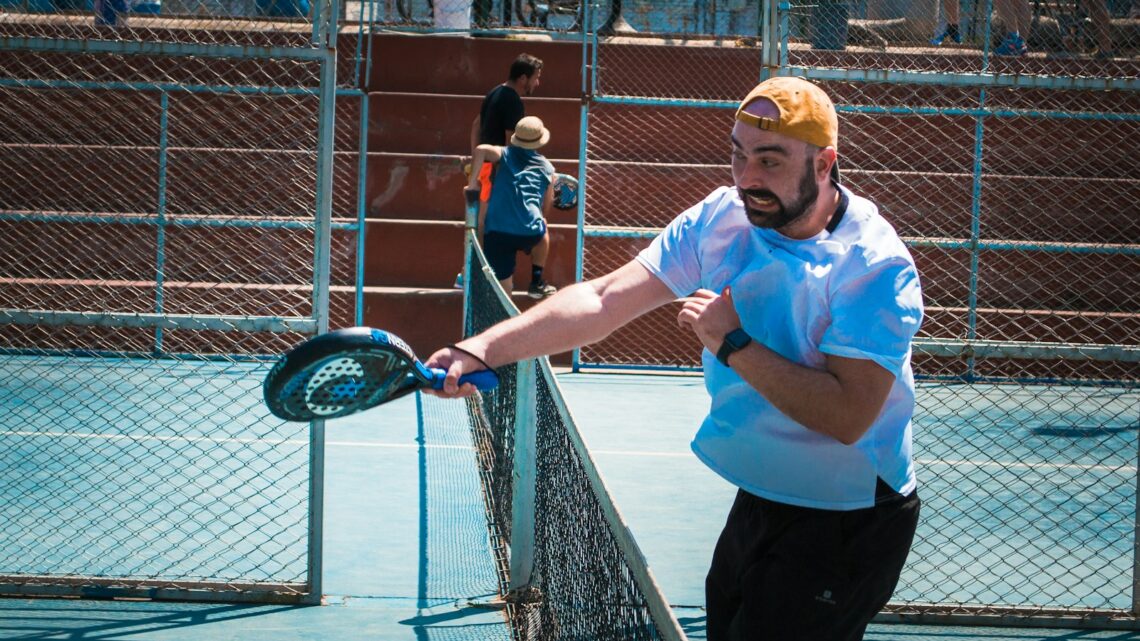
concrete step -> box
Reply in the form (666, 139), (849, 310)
(0, 145), (362, 218)
(0, 218), (359, 285)
(910, 244), (1138, 314)
(853, 172), (1140, 245)
(364, 219), (577, 289)
(586, 99), (1135, 181)
(798, 46), (1134, 88)
(6, 210), (1128, 318)
(534, 162), (1138, 246)
(359, 285), (571, 365)
(0, 84), (361, 151)
(364, 151), (579, 223)
(581, 234), (1136, 315)
(367, 91), (581, 157)
(0, 278), (355, 320)
(3, 277), (1126, 370)
(7, 141), (1132, 246)
(365, 34), (583, 98)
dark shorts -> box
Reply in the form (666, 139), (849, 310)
(705, 485), (920, 641)
(482, 230), (544, 281)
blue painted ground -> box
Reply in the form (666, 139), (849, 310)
(1, 357), (1137, 639)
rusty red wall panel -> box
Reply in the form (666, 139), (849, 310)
(364, 152), (579, 222)
(362, 219), (576, 289)
(366, 34), (583, 98)
(367, 93), (580, 158)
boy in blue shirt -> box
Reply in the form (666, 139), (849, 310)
(466, 116), (557, 299)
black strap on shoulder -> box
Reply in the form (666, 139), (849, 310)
(826, 183), (848, 234)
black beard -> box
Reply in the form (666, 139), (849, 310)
(740, 161), (820, 230)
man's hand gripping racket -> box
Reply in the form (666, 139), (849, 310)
(263, 327), (498, 422)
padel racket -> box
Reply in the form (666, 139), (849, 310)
(552, 172), (578, 210)
(263, 327), (498, 422)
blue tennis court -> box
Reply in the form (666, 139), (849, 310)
(2, 356), (1138, 639)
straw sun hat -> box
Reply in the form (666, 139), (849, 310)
(510, 116), (550, 150)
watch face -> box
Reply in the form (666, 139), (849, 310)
(726, 328), (750, 349)
(717, 328), (751, 366)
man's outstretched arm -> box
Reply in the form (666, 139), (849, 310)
(426, 260), (676, 395)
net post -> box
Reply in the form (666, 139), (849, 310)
(508, 358), (539, 590)
(462, 189), (480, 335)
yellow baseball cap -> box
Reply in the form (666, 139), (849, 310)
(735, 76), (838, 151)
(736, 76), (840, 181)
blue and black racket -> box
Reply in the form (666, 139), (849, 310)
(552, 173), (579, 210)
(263, 327), (499, 422)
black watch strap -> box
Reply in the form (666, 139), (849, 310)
(716, 328), (752, 367)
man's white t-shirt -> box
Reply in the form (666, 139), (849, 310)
(636, 185), (924, 510)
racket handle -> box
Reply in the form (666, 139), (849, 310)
(464, 187), (480, 207)
(428, 367), (500, 391)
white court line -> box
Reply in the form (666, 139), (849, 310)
(3, 431), (1132, 472)
(0, 430), (474, 451)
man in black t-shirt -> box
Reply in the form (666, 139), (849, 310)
(464, 54), (546, 289)
(470, 53), (543, 167)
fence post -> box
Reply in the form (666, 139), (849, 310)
(1133, 441), (1140, 615)
(305, 0), (340, 606)
(154, 91), (170, 354)
(355, 92), (369, 327)
(760, 0), (780, 80)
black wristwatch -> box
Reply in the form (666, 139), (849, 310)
(716, 328), (752, 367)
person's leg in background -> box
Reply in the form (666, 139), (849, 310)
(1086, 0), (1115, 56)
(527, 230), (555, 299)
(482, 231), (518, 294)
(472, 0), (493, 28)
(994, 0), (1031, 55)
(932, 0), (963, 45)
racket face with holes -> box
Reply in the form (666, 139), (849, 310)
(264, 327), (426, 422)
(552, 172), (578, 210)
(265, 327), (499, 422)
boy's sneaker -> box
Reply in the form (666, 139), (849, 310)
(930, 24), (961, 46)
(527, 280), (556, 299)
(995, 32), (1027, 56)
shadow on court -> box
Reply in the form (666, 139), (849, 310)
(0, 600), (299, 640)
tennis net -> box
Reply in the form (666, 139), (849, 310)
(463, 231), (686, 641)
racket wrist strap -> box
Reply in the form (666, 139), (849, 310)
(447, 344), (494, 372)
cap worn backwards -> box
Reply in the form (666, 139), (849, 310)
(735, 76), (841, 182)
(735, 76), (838, 152)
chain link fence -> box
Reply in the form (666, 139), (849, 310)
(0, 0), (353, 602)
(574, 0), (1140, 628)
(4, 0), (1139, 625)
